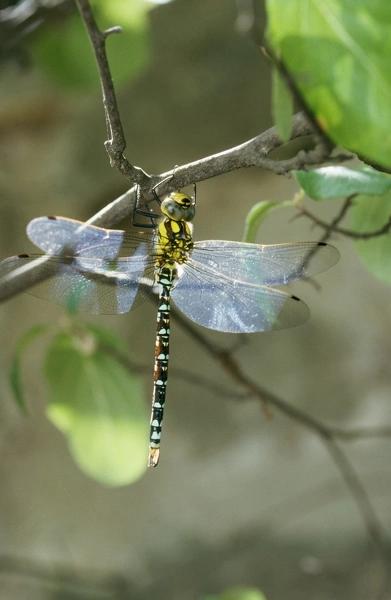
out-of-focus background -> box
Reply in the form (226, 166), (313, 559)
(0, 1), (390, 599)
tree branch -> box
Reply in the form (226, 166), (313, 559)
(171, 305), (391, 563)
(76, 0), (352, 209)
(0, 110), (342, 304)
(85, 111), (352, 227)
(74, 0), (148, 185)
(299, 201), (391, 240)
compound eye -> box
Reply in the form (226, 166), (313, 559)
(161, 198), (184, 221)
(182, 205), (195, 222)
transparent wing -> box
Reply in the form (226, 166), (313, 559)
(3, 217), (338, 324)
(0, 254), (156, 315)
(191, 240), (339, 286)
(0, 215), (160, 313)
(27, 216), (156, 258)
(171, 263), (309, 332)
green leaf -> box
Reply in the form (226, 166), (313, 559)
(218, 587), (267, 600)
(10, 324), (52, 414)
(44, 330), (149, 486)
(266, 0), (391, 169)
(242, 200), (295, 242)
(351, 190), (391, 285)
(271, 66), (293, 142)
(32, 8), (151, 88)
(293, 167), (391, 200)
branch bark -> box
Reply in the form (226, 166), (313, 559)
(171, 305), (391, 565)
(74, 0), (148, 185)
(89, 110), (337, 227)
(0, 111), (337, 303)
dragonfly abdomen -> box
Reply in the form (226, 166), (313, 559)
(148, 265), (176, 467)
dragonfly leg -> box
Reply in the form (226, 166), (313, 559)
(132, 184), (160, 229)
(151, 173), (175, 206)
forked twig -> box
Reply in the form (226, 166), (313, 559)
(74, 0), (148, 185)
(171, 305), (391, 566)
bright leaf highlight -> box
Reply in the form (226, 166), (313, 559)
(293, 166), (391, 200)
(45, 328), (149, 486)
(266, 0), (391, 169)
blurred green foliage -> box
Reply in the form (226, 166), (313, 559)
(352, 189), (391, 286)
(11, 320), (149, 486)
(31, 0), (154, 87)
(202, 586), (267, 600)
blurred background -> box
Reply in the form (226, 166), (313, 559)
(0, 0), (390, 599)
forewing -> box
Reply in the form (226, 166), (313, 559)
(27, 216), (155, 259)
(171, 263), (309, 332)
(191, 240), (339, 286)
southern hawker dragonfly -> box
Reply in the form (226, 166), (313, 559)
(0, 184), (339, 466)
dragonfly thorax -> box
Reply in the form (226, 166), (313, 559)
(156, 219), (193, 266)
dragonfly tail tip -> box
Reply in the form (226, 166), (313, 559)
(148, 447), (160, 468)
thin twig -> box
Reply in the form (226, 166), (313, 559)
(99, 342), (251, 401)
(324, 438), (389, 557)
(74, 0), (148, 185)
(266, 46), (334, 150)
(317, 195), (355, 243)
(0, 553), (126, 597)
(299, 203), (391, 239)
(170, 305), (390, 563)
(331, 425), (391, 440)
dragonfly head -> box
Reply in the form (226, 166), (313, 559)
(161, 192), (196, 222)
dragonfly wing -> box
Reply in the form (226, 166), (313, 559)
(191, 241), (339, 286)
(0, 254), (155, 314)
(171, 264), (309, 332)
(27, 216), (155, 258)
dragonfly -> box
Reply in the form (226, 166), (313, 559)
(0, 180), (339, 467)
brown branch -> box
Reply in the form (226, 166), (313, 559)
(74, 0), (350, 210)
(299, 202), (391, 240)
(0, 110), (342, 304)
(74, 0), (148, 185)
(0, 553), (126, 597)
(331, 425), (391, 440)
(68, 111), (353, 228)
(99, 341), (251, 401)
(323, 438), (389, 558)
(170, 305), (391, 563)
(316, 195), (355, 243)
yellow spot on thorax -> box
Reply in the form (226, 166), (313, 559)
(156, 218), (193, 266)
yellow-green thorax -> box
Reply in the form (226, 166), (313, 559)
(155, 191), (195, 267)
